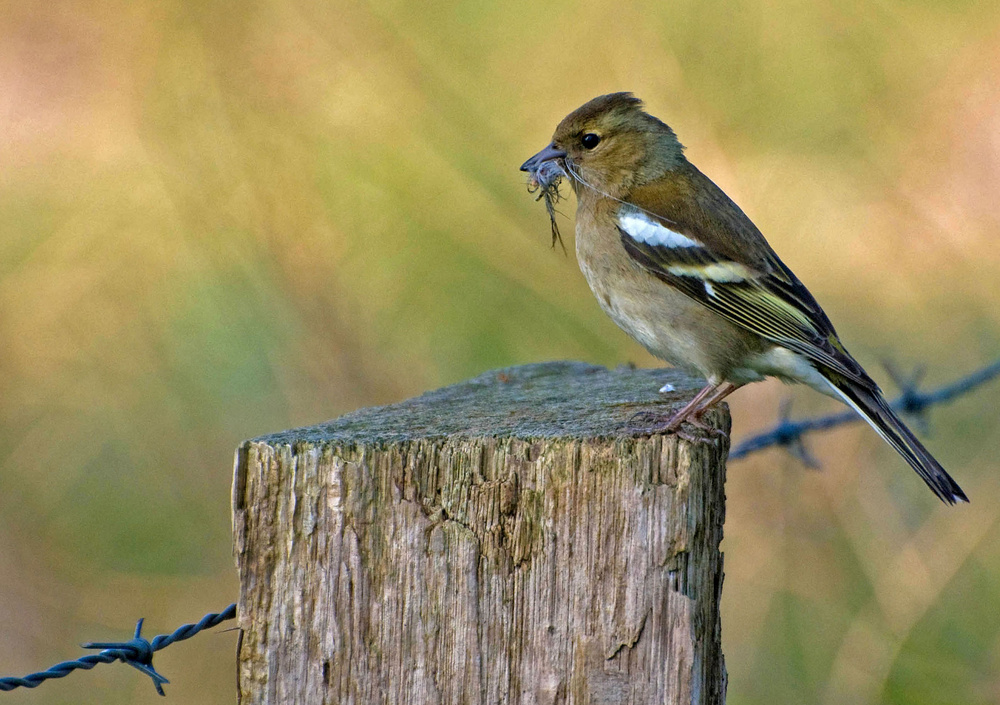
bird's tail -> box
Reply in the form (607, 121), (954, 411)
(826, 377), (968, 504)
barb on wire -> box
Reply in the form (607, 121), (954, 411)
(0, 603), (237, 696)
(730, 358), (1000, 462)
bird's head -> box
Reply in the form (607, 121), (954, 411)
(521, 92), (685, 200)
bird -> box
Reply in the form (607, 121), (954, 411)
(520, 92), (967, 505)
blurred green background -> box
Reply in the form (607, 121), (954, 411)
(2, 0), (999, 703)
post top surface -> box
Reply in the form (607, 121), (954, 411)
(252, 362), (711, 447)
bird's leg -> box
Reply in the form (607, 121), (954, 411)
(629, 381), (741, 440)
(696, 381), (739, 414)
(660, 382), (724, 430)
(628, 382), (720, 432)
(671, 382), (739, 435)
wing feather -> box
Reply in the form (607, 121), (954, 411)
(616, 166), (872, 389)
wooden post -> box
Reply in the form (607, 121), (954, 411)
(232, 361), (729, 704)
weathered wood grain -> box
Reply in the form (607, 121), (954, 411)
(233, 361), (729, 704)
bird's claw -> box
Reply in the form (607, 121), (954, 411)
(625, 410), (728, 442)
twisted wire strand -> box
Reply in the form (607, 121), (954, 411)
(0, 603), (237, 696)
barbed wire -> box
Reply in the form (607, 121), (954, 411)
(730, 358), (1000, 463)
(0, 603), (236, 696)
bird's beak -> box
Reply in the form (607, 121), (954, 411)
(520, 142), (567, 172)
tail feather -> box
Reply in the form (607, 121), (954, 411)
(826, 378), (968, 505)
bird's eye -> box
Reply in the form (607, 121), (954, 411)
(581, 133), (601, 149)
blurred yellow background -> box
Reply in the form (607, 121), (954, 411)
(2, 0), (999, 703)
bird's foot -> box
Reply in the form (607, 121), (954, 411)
(626, 409), (728, 441)
(674, 412), (728, 439)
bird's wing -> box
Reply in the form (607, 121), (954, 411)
(617, 164), (872, 388)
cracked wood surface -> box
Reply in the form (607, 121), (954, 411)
(233, 361), (729, 704)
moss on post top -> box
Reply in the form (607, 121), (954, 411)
(254, 361), (715, 447)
